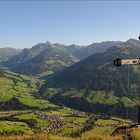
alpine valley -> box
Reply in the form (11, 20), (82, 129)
(0, 39), (140, 140)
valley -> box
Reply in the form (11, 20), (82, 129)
(1, 0), (140, 139)
(1, 39), (140, 139)
(0, 68), (131, 139)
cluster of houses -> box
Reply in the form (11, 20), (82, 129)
(34, 111), (64, 133)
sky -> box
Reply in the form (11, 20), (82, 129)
(0, 1), (140, 48)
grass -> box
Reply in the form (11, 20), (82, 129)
(16, 113), (48, 126)
(82, 126), (116, 137)
(15, 113), (49, 127)
(0, 109), (90, 136)
(0, 111), (31, 118)
(95, 119), (118, 125)
(0, 70), (58, 110)
(53, 88), (138, 108)
(46, 108), (74, 116)
(82, 118), (121, 138)
(61, 127), (77, 135)
(0, 69), (137, 139)
(0, 108), (134, 139)
(0, 121), (32, 134)
(120, 97), (136, 107)
(131, 128), (140, 140)
(43, 88), (58, 98)
(111, 117), (132, 124)
(0, 132), (124, 140)
(65, 117), (88, 124)
(86, 91), (118, 105)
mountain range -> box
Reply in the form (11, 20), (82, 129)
(47, 39), (140, 91)
(1, 39), (140, 119)
(1, 41), (118, 75)
(38, 39), (140, 119)
(0, 47), (21, 62)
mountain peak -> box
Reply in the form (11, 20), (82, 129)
(125, 38), (140, 48)
(126, 38), (139, 43)
(45, 41), (52, 45)
(32, 41), (55, 49)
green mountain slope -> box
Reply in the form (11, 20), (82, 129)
(41, 39), (140, 119)
(1, 41), (118, 75)
(1, 42), (54, 68)
(48, 39), (139, 92)
(11, 43), (79, 75)
(0, 42), (137, 137)
(0, 68), (58, 110)
(2, 42), (79, 75)
(1, 69), (109, 137)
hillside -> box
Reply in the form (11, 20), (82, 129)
(0, 68), (58, 110)
(69, 41), (120, 60)
(0, 47), (21, 62)
(41, 39), (140, 119)
(0, 69), (92, 136)
(0, 68), (133, 139)
(1, 43), (52, 68)
(0, 41), (138, 139)
(2, 42), (79, 75)
(1, 41), (118, 75)
(1, 128), (139, 140)
(47, 39), (140, 90)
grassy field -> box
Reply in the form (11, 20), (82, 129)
(0, 121), (32, 134)
(0, 70), (58, 110)
(0, 69), (136, 140)
(0, 109), (89, 136)
(95, 119), (118, 125)
(0, 109), (133, 138)
(1, 128), (139, 140)
(82, 119), (120, 137)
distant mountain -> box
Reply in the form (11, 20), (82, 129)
(1, 43), (50, 68)
(40, 39), (140, 119)
(1, 41), (119, 75)
(70, 41), (120, 60)
(65, 44), (86, 57)
(2, 42), (79, 75)
(0, 47), (21, 62)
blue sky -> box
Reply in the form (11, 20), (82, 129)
(0, 1), (140, 48)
